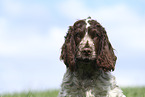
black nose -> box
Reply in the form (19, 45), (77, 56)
(81, 41), (92, 56)
(82, 48), (92, 56)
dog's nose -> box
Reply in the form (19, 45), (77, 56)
(82, 48), (92, 56)
(81, 41), (92, 56)
(82, 39), (92, 56)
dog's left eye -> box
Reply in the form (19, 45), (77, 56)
(76, 33), (81, 38)
(89, 29), (99, 39)
(76, 32), (85, 40)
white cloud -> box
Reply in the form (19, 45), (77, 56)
(59, 0), (91, 19)
(47, 27), (65, 51)
(59, 0), (140, 23)
(0, 23), (66, 93)
(1, 0), (23, 16)
(0, 18), (7, 35)
(23, 4), (50, 19)
(0, 21), (66, 93)
(95, 5), (140, 23)
(0, 25), (65, 58)
(1, 0), (50, 18)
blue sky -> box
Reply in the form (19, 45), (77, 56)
(0, 0), (145, 94)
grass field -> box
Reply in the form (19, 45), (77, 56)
(0, 87), (145, 97)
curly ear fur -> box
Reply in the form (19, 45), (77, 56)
(88, 19), (117, 71)
(60, 26), (76, 71)
(96, 29), (117, 71)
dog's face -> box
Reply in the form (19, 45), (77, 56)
(75, 18), (98, 61)
(61, 17), (117, 72)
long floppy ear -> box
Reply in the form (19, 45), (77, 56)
(96, 30), (117, 72)
(60, 26), (76, 71)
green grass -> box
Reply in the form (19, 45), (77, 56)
(0, 90), (59, 97)
(122, 87), (145, 97)
(0, 87), (145, 97)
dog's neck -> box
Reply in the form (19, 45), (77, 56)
(74, 59), (99, 79)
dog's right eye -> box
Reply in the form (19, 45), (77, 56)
(76, 33), (81, 38)
(75, 28), (85, 38)
(74, 33), (82, 45)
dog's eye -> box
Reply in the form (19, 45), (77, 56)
(92, 29), (97, 33)
(75, 32), (84, 45)
(89, 29), (99, 39)
(75, 28), (85, 38)
(76, 33), (83, 38)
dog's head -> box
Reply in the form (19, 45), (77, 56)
(60, 17), (117, 72)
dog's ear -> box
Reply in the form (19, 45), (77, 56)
(60, 20), (86, 72)
(60, 26), (76, 71)
(96, 30), (117, 72)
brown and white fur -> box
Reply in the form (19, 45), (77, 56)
(58, 17), (125, 97)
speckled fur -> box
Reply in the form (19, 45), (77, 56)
(58, 69), (125, 97)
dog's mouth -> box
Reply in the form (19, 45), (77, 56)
(76, 56), (96, 63)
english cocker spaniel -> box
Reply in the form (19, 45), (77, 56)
(58, 17), (125, 97)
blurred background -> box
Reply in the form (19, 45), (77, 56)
(0, 0), (145, 94)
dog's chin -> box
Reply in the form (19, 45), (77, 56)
(76, 55), (96, 63)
